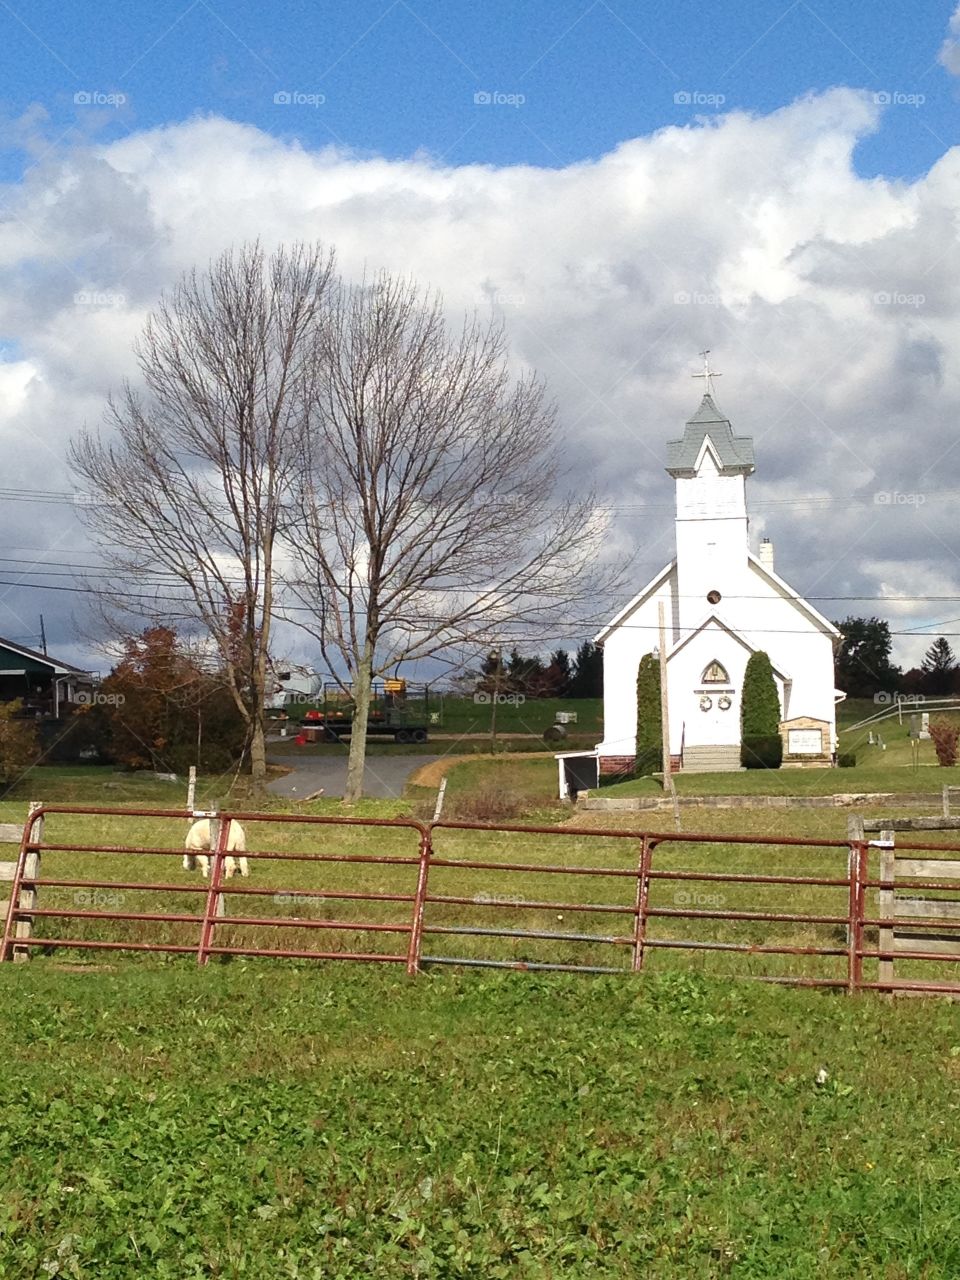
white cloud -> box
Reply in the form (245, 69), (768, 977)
(939, 3), (960, 74)
(0, 88), (959, 669)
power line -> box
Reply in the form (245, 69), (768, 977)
(2, 574), (960, 638)
(3, 485), (960, 513)
(4, 553), (960, 606)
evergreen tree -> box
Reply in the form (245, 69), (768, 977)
(740, 650), (781, 737)
(635, 653), (661, 772)
(921, 637), (957, 696)
(476, 649), (509, 695)
(740, 650), (782, 767)
(507, 649), (546, 695)
(569, 641), (603, 698)
(550, 649), (572, 694)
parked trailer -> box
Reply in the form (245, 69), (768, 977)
(298, 679), (436, 745)
(308, 719), (430, 745)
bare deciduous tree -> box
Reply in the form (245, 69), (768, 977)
(286, 272), (620, 803)
(70, 240), (335, 793)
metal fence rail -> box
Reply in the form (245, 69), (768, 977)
(3, 805), (960, 995)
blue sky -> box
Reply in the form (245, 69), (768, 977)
(0, 0), (955, 180)
(1, 0), (960, 666)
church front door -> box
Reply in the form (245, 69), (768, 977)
(694, 689), (739, 745)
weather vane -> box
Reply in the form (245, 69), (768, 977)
(692, 349), (721, 399)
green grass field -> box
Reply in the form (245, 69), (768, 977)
(2, 964), (960, 1277)
(3, 766), (960, 1273)
(601, 703), (960, 798)
(275, 695), (604, 739)
(4, 770), (960, 987)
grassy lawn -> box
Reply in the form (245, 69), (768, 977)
(1, 765), (201, 808)
(427, 745), (960, 803)
(2, 964), (960, 1277)
(437, 695), (602, 737)
(273, 695), (603, 739)
(267, 733), (598, 759)
(601, 707), (960, 798)
(411, 756), (561, 807)
(3, 769), (960, 985)
(603, 764), (960, 798)
(4, 761), (960, 984)
(4, 768), (960, 1274)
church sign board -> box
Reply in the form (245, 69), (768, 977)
(787, 728), (824, 756)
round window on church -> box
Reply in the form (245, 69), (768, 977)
(707, 589), (722, 605)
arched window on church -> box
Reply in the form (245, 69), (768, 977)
(701, 660), (730, 684)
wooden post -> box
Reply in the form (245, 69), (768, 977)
(632, 836), (653, 971)
(658, 602), (680, 831)
(211, 816), (226, 922)
(197, 815), (226, 965)
(432, 776), (447, 822)
(878, 828), (895, 997)
(13, 801), (43, 964)
(944, 785), (951, 819)
(187, 765), (197, 813)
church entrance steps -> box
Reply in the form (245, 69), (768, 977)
(680, 745), (743, 774)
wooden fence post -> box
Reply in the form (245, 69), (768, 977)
(197, 814), (226, 965)
(13, 801), (43, 964)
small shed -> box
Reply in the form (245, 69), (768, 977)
(555, 749), (599, 801)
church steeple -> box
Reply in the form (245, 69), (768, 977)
(665, 393), (755, 479)
(669, 370), (754, 629)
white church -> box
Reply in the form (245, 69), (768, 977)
(592, 369), (842, 776)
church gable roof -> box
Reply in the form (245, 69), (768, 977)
(666, 613), (792, 683)
(665, 394), (756, 478)
(593, 560), (676, 645)
(746, 554), (841, 637)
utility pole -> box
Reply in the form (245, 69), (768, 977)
(39, 615), (47, 656)
(658, 601), (680, 830)
(488, 648), (506, 749)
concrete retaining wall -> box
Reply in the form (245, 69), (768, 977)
(578, 791), (946, 812)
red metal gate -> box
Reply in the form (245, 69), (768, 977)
(4, 805), (960, 995)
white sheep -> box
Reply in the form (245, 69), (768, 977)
(182, 818), (249, 879)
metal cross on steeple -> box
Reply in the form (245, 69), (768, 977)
(692, 349), (721, 399)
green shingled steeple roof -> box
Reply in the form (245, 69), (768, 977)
(665, 394), (756, 478)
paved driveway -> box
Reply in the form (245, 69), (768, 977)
(267, 748), (441, 799)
